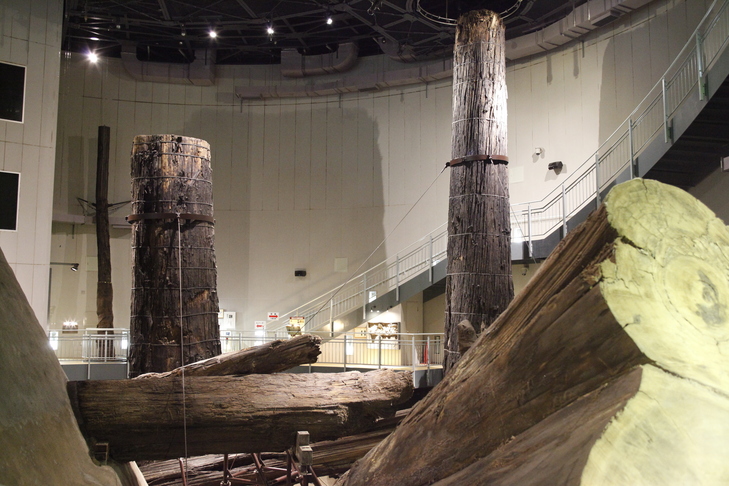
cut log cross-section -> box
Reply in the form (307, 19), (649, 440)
(337, 179), (729, 485)
(68, 369), (413, 462)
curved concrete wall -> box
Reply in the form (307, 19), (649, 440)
(51, 0), (718, 332)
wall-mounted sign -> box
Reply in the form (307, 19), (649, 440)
(267, 312), (279, 320)
(254, 321), (266, 330)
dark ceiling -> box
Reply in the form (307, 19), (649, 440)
(63, 0), (585, 65)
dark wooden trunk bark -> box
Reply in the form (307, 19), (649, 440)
(136, 409), (411, 485)
(95, 126), (114, 357)
(134, 333), (322, 380)
(336, 179), (729, 486)
(129, 134), (220, 377)
(67, 369), (413, 461)
(445, 10), (513, 373)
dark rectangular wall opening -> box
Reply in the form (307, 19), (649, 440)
(0, 62), (26, 123)
(0, 171), (20, 231)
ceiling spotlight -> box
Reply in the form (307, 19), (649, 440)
(266, 25), (275, 35)
(209, 29), (217, 38)
(89, 36), (100, 41)
(71, 263), (79, 272)
(87, 51), (98, 63)
(326, 15), (333, 25)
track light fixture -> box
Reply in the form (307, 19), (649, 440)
(51, 262), (81, 271)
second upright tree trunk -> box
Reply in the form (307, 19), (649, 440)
(128, 134), (221, 377)
(444, 10), (513, 373)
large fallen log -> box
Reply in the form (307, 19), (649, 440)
(69, 369), (412, 462)
(134, 334), (322, 379)
(337, 179), (729, 485)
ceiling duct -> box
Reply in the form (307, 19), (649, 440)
(120, 44), (216, 85)
(505, 0), (652, 60)
(280, 42), (359, 78)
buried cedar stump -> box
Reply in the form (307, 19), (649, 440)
(129, 134), (221, 376)
(336, 179), (729, 486)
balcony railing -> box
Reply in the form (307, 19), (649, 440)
(50, 329), (444, 371)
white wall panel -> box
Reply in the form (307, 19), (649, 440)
(294, 101), (312, 211)
(325, 99), (344, 209)
(0, 0), (62, 326)
(308, 104), (330, 210)
(278, 102), (296, 212)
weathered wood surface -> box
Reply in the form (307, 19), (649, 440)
(138, 410), (410, 485)
(135, 334), (322, 379)
(95, 125), (114, 330)
(129, 134), (220, 376)
(69, 369), (413, 462)
(337, 179), (729, 485)
(445, 9), (512, 373)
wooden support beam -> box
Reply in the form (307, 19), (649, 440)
(336, 179), (729, 485)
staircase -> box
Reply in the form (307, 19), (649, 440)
(269, 0), (729, 338)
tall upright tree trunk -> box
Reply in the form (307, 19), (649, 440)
(128, 134), (221, 377)
(444, 10), (513, 374)
(95, 126), (114, 358)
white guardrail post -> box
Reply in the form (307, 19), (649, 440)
(362, 273), (367, 320)
(343, 335), (347, 372)
(595, 153), (601, 208)
(428, 235), (434, 283)
(329, 299), (334, 337)
(527, 204), (533, 258)
(629, 117), (635, 178)
(378, 336), (382, 369)
(412, 335), (417, 373)
(561, 183), (567, 238)
(697, 32), (706, 100)
(395, 256), (400, 302)
(662, 77), (671, 143)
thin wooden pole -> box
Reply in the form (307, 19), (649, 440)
(96, 126), (113, 330)
(444, 10), (513, 374)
